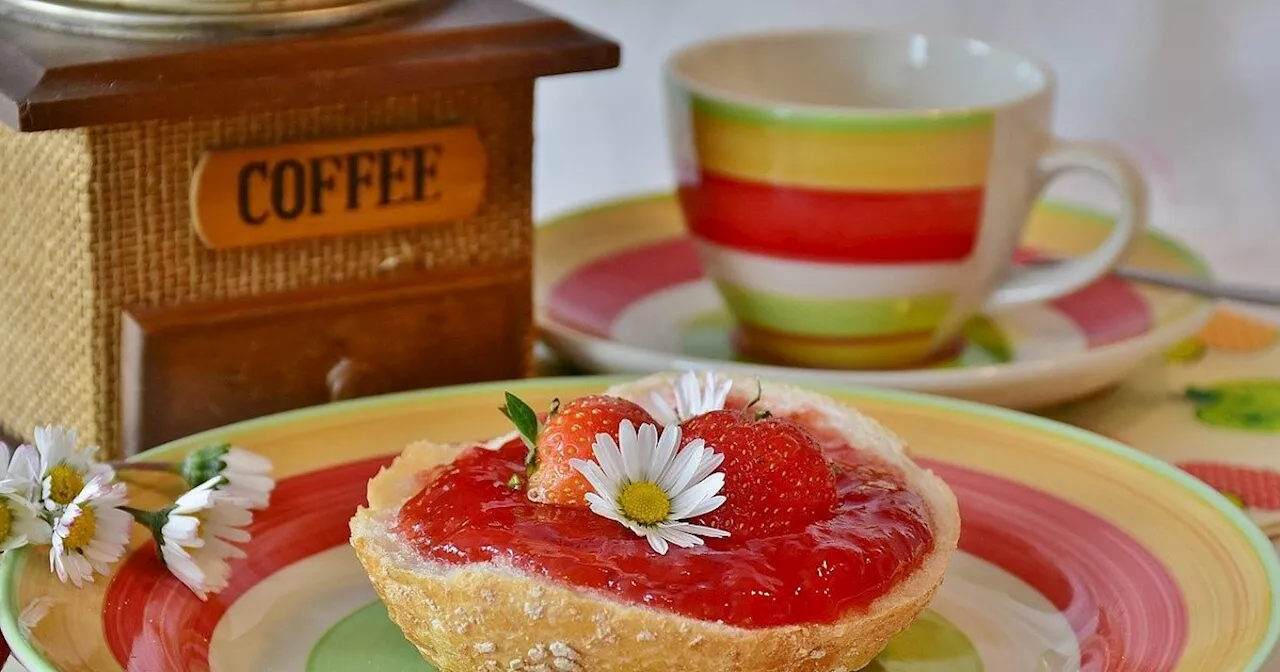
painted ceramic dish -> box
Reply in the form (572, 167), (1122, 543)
(1, 377), (1276, 671)
(535, 194), (1214, 409)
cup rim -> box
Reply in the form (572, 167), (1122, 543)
(664, 27), (1057, 121)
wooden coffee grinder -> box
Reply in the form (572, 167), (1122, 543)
(0, 0), (618, 456)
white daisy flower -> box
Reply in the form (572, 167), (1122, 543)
(35, 425), (111, 511)
(570, 420), (729, 555)
(648, 371), (733, 426)
(159, 476), (252, 600)
(0, 493), (51, 552)
(217, 448), (274, 510)
(180, 444), (274, 510)
(0, 441), (41, 501)
(49, 474), (131, 587)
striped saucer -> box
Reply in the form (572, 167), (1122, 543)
(535, 193), (1214, 410)
(0, 377), (1274, 671)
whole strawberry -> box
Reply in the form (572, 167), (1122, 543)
(680, 409), (837, 536)
(502, 393), (657, 506)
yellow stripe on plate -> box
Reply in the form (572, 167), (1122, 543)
(847, 395), (1275, 672)
(535, 195), (686, 304)
(6, 379), (1274, 672)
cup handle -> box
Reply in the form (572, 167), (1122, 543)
(985, 139), (1149, 311)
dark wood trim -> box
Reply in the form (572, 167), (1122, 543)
(0, 0), (620, 131)
(119, 263), (533, 455)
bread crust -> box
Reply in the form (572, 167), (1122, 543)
(350, 373), (960, 672)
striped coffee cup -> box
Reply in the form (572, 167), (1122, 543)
(666, 30), (1147, 369)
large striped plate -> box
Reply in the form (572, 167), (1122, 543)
(535, 193), (1215, 410)
(1, 377), (1276, 671)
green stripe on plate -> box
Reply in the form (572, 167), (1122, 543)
(308, 600), (434, 671)
(686, 90), (994, 133)
(714, 281), (953, 338)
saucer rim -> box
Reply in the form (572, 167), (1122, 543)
(534, 191), (1216, 398)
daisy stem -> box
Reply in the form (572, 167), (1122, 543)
(121, 506), (172, 559)
(106, 461), (181, 475)
(120, 506), (159, 526)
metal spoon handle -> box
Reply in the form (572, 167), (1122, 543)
(1108, 266), (1280, 306)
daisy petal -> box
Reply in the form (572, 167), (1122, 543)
(569, 459), (617, 502)
(203, 536), (246, 558)
(210, 525), (251, 545)
(223, 448), (272, 473)
(682, 494), (726, 519)
(634, 423), (660, 481)
(645, 532), (669, 555)
(585, 494), (628, 525)
(619, 421), (645, 483)
(657, 526), (704, 549)
(591, 434), (626, 482)
(690, 451), (725, 483)
(678, 523), (731, 539)
(10, 444), (40, 486)
(647, 424), (679, 484)
(648, 391), (678, 427)
(660, 440), (708, 496)
(669, 472), (726, 519)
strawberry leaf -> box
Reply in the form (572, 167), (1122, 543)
(501, 392), (540, 467)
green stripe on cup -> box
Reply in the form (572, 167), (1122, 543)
(685, 89), (994, 133)
(714, 281), (954, 338)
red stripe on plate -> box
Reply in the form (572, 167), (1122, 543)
(679, 171), (984, 263)
(102, 455), (392, 671)
(1016, 248), (1154, 347)
(101, 454), (1187, 671)
(1050, 275), (1153, 347)
(546, 238), (703, 337)
(925, 460), (1188, 672)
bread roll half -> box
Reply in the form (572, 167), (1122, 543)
(350, 373), (960, 671)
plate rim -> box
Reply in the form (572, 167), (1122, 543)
(533, 191), (1217, 391)
(3, 374), (1276, 671)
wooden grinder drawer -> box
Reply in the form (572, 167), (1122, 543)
(119, 266), (530, 455)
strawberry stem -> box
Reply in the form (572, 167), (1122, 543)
(745, 378), (771, 420)
(500, 392), (541, 469)
(745, 378), (764, 409)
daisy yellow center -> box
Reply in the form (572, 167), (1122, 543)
(63, 508), (96, 551)
(48, 464), (84, 506)
(618, 482), (671, 526)
(0, 503), (11, 542)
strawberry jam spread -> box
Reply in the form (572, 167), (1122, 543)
(395, 436), (934, 628)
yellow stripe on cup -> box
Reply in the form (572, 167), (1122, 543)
(737, 326), (938, 370)
(690, 96), (994, 191)
(714, 281), (953, 338)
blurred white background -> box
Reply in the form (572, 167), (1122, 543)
(527, 0), (1279, 304)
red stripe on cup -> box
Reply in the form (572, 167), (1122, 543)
(679, 171), (984, 263)
(546, 238), (703, 337)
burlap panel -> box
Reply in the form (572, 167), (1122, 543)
(0, 80), (533, 457)
(0, 127), (98, 452)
